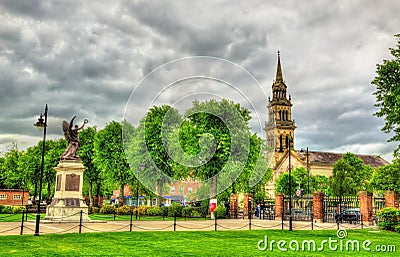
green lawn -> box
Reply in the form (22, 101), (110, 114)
(0, 213), (45, 222)
(0, 229), (398, 256)
(88, 213), (209, 221)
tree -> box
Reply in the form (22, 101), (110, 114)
(372, 34), (400, 157)
(275, 172), (298, 196)
(370, 159), (400, 193)
(330, 153), (372, 198)
(78, 126), (100, 206)
(94, 121), (132, 206)
(1, 143), (22, 189)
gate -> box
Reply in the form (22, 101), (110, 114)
(261, 199), (275, 220)
(323, 196), (359, 223)
(284, 196), (313, 221)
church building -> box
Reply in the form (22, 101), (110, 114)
(264, 52), (389, 196)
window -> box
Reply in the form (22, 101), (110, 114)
(179, 187), (184, 194)
(170, 186), (175, 194)
(13, 195), (21, 200)
(0, 194), (6, 200)
(188, 187), (193, 193)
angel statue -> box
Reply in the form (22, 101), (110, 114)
(60, 116), (88, 160)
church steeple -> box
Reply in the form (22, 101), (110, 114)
(275, 50), (283, 83)
(265, 51), (296, 165)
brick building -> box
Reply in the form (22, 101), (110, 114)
(0, 189), (29, 206)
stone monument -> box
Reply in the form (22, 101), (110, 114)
(45, 116), (90, 222)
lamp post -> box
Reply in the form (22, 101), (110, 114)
(306, 147), (310, 197)
(34, 104), (47, 236)
(136, 164), (144, 220)
(288, 137), (293, 231)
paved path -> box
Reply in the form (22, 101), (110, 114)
(0, 219), (376, 236)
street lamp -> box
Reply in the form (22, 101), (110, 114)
(34, 104), (48, 236)
(136, 164), (144, 220)
(288, 137), (293, 231)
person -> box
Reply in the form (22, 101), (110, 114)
(256, 203), (261, 217)
(60, 116), (88, 160)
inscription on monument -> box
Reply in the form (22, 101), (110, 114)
(65, 174), (80, 191)
(65, 198), (80, 207)
(56, 174), (62, 191)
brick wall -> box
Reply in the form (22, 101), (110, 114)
(0, 189), (29, 206)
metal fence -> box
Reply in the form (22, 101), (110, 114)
(283, 196), (313, 222)
(323, 196), (359, 223)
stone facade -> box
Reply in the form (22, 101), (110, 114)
(45, 160), (90, 222)
(264, 53), (389, 196)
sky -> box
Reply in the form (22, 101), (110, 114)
(0, 0), (399, 162)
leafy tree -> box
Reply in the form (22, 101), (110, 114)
(183, 99), (251, 199)
(330, 152), (372, 198)
(94, 121), (132, 206)
(78, 126), (101, 206)
(275, 172), (299, 196)
(1, 143), (22, 189)
(372, 34), (400, 157)
(370, 159), (400, 193)
(43, 139), (68, 202)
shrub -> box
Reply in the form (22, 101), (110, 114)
(100, 205), (116, 214)
(182, 207), (204, 218)
(0, 205), (5, 214)
(116, 205), (131, 215)
(214, 205), (226, 219)
(91, 206), (100, 214)
(376, 207), (400, 231)
(12, 206), (26, 214)
(138, 205), (151, 216)
(168, 202), (183, 217)
(0, 205), (13, 214)
(160, 206), (168, 216)
(147, 207), (164, 216)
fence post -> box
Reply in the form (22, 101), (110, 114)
(130, 211), (133, 232)
(249, 209), (252, 231)
(79, 210), (83, 233)
(173, 213), (177, 231)
(214, 211), (217, 231)
(113, 213), (116, 221)
(20, 210), (25, 235)
(311, 213), (313, 231)
(25, 206), (28, 221)
(361, 214), (363, 229)
(281, 211), (284, 230)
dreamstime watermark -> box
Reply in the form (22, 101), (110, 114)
(257, 229), (396, 253)
(122, 56), (275, 200)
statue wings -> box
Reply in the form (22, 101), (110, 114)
(62, 120), (71, 142)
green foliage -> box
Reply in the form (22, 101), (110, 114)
(376, 207), (400, 231)
(89, 206), (100, 214)
(12, 206), (26, 214)
(146, 206), (165, 216)
(137, 205), (152, 216)
(100, 205), (116, 214)
(0, 205), (13, 214)
(275, 172), (298, 196)
(168, 202), (183, 217)
(182, 207), (204, 218)
(372, 34), (400, 157)
(330, 153), (372, 197)
(116, 205), (131, 215)
(94, 121), (132, 205)
(214, 205), (227, 219)
(370, 159), (400, 193)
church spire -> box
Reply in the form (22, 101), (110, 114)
(275, 50), (283, 83)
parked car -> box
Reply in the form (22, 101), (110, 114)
(335, 208), (360, 224)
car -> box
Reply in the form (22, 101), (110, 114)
(336, 208), (360, 224)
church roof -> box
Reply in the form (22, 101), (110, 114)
(296, 150), (389, 168)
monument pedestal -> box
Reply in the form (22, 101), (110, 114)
(45, 160), (90, 222)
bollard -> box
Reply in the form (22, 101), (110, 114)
(20, 210), (25, 235)
(79, 210), (83, 233)
(173, 214), (177, 231)
(361, 214), (363, 229)
(214, 211), (218, 231)
(130, 211), (133, 232)
(281, 213), (284, 230)
(311, 214), (314, 231)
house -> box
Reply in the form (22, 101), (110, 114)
(0, 189), (29, 206)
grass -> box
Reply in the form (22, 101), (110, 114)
(0, 229), (398, 256)
(0, 213), (45, 222)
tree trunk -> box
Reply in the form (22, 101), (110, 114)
(210, 176), (217, 199)
(47, 181), (51, 204)
(157, 179), (163, 207)
(88, 182), (93, 207)
(119, 184), (124, 206)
